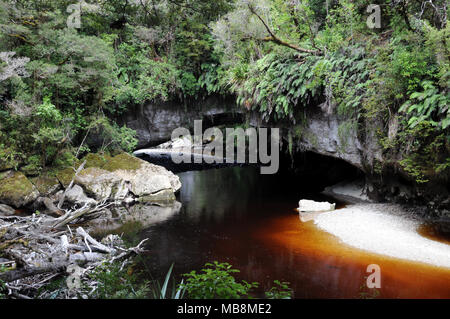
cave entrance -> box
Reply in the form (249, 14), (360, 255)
(275, 150), (365, 194)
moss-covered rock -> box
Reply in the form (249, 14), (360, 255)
(82, 153), (109, 169)
(0, 171), (40, 208)
(103, 153), (181, 195)
(102, 153), (142, 172)
(30, 174), (61, 196)
(72, 153), (181, 204)
(55, 167), (75, 189)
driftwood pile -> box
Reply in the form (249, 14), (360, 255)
(0, 198), (147, 299)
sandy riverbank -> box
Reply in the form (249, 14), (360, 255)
(313, 204), (450, 269)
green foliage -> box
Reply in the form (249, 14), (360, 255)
(180, 261), (259, 299)
(399, 81), (450, 129)
(88, 116), (138, 154)
(232, 52), (322, 120)
(395, 122), (450, 184)
(86, 261), (150, 299)
(150, 263), (186, 299)
(265, 280), (293, 299)
(0, 278), (5, 299)
(115, 42), (180, 105)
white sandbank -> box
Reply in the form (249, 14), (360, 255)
(313, 204), (450, 269)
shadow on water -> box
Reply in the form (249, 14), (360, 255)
(134, 165), (450, 299)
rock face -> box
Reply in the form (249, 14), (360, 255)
(323, 179), (372, 203)
(120, 95), (244, 147)
(0, 171), (40, 208)
(249, 103), (382, 170)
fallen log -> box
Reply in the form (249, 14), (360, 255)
(53, 202), (112, 229)
(0, 264), (67, 282)
(76, 227), (115, 254)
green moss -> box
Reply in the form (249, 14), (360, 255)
(102, 153), (142, 172)
(55, 167), (75, 189)
(77, 167), (110, 180)
(0, 172), (37, 204)
(82, 153), (108, 169)
(53, 150), (79, 169)
(30, 174), (60, 195)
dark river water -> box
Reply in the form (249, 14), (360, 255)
(135, 166), (450, 299)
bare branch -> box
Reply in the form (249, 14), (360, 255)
(247, 4), (321, 55)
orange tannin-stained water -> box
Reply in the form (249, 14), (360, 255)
(255, 212), (450, 299)
(139, 166), (450, 299)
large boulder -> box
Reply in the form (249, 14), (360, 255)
(101, 153), (181, 196)
(0, 171), (40, 208)
(75, 167), (130, 201)
(74, 153), (181, 203)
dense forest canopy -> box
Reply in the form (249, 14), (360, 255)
(0, 0), (448, 184)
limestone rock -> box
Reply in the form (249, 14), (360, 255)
(298, 199), (336, 212)
(88, 201), (182, 233)
(323, 179), (371, 203)
(102, 153), (181, 196)
(69, 153), (181, 204)
(75, 167), (129, 201)
(65, 185), (97, 206)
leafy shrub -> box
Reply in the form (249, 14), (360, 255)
(265, 280), (293, 299)
(232, 52), (323, 121)
(395, 122), (449, 183)
(115, 43), (180, 106)
(399, 80), (450, 129)
(88, 116), (138, 154)
(180, 261), (259, 299)
(86, 262), (149, 299)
